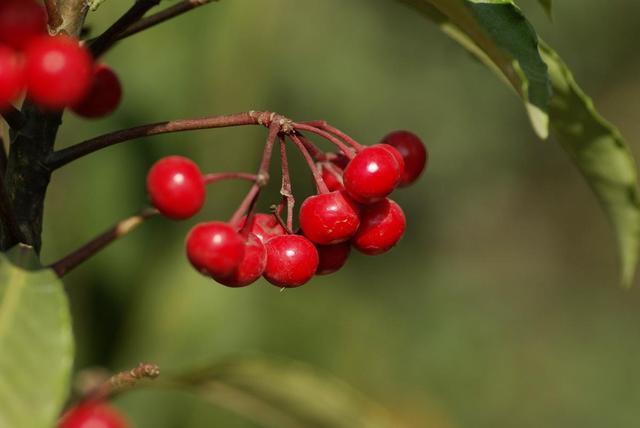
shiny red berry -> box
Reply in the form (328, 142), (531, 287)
(263, 235), (319, 287)
(343, 145), (401, 204)
(0, 0), (46, 50)
(239, 213), (286, 243)
(380, 143), (405, 178)
(72, 64), (122, 118)
(319, 163), (344, 192)
(59, 401), (129, 428)
(0, 46), (24, 111)
(186, 222), (245, 278)
(316, 242), (351, 275)
(381, 130), (427, 187)
(25, 36), (93, 110)
(147, 156), (205, 219)
(353, 198), (406, 255)
(299, 191), (360, 245)
(215, 233), (266, 287)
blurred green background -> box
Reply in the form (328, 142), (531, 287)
(38, 0), (640, 427)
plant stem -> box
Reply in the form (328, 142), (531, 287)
(279, 136), (294, 230)
(203, 172), (257, 185)
(88, 363), (160, 402)
(44, 0), (63, 30)
(289, 134), (329, 194)
(1, 105), (26, 130)
(47, 111), (279, 170)
(50, 207), (158, 277)
(304, 120), (364, 150)
(116, 0), (215, 41)
(0, 171), (25, 245)
(88, 0), (161, 58)
(293, 123), (355, 159)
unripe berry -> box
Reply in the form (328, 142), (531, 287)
(299, 191), (360, 245)
(0, 0), (46, 50)
(263, 235), (319, 287)
(316, 242), (351, 275)
(214, 233), (266, 287)
(239, 213), (286, 243)
(319, 163), (344, 192)
(72, 64), (122, 118)
(186, 222), (245, 278)
(146, 156), (205, 219)
(0, 46), (24, 111)
(59, 401), (129, 428)
(353, 198), (406, 255)
(25, 36), (93, 110)
(343, 145), (401, 204)
(380, 130), (427, 186)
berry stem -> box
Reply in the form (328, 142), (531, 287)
(304, 120), (364, 150)
(203, 172), (257, 185)
(115, 0), (215, 42)
(49, 207), (158, 277)
(85, 362), (160, 402)
(44, 0), (63, 30)
(289, 133), (329, 194)
(297, 135), (326, 161)
(1, 105), (26, 130)
(88, 0), (161, 58)
(47, 111), (280, 170)
(279, 136), (295, 231)
(293, 123), (355, 159)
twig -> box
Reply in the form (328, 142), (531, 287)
(88, 0), (161, 57)
(50, 207), (158, 277)
(116, 0), (215, 41)
(293, 123), (355, 159)
(203, 172), (257, 184)
(0, 136), (7, 175)
(1, 105), (26, 130)
(0, 171), (25, 244)
(46, 111), (280, 170)
(289, 134), (329, 194)
(279, 136), (294, 230)
(303, 120), (364, 150)
(44, 0), (63, 30)
(89, 362), (160, 401)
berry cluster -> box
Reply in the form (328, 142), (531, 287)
(0, 0), (121, 116)
(59, 401), (129, 428)
(146, 121), (427, 289)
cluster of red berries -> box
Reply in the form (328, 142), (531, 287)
(59, 401), (129, 428)
(146, 130), (427, 288)
(0, 0), (121, 116)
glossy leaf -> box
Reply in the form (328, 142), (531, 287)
(174, 356), (402, 428)
(0, 245), (74, 428)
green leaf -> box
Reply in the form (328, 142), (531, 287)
(0, 245), (74, 428)
(399, 0), (551, 138)
(173, 356), (402, 428)
(399, 0), (640, 286)
(540, 43), (640, 287)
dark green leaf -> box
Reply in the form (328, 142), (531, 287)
(0, 245), (74, 428)
(173, 356), (402, 428)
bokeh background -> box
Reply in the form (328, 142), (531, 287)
(38, 0), (640, 427)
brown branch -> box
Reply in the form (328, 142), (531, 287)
(44, 0), (63, 30)
(279, 136), (294, 231)
(50, 207), (158, 277)
(116, 0), (215, 41)
(1, 105), (26, 130)
(88, 0), (161, 58)
(46, 111), (279, 170)
(0, 170), (25, 245)
(88, 362), (160, 401)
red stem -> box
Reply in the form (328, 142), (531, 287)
(203, 172), (257, 185)
(279, 137), (295, 231)
(304, 121), (364, 150)
(289, 134), (329, 194)
(293, 123), (355, 159)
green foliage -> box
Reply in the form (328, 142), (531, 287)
(0, 246), (73, 428)
(398, 0), (640, 286)
(172, 356), (401, 428)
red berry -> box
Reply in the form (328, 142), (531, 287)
(263, 235), (319, 287)
(71, 64), (122, 118)
(0, 46), (24, 111)
(186, 222), (245, 278)
(319, 163), (344, 192)
(239, 213), (286, 243)
(299, 191), (360, 245)
(59, 401), (129, 428)
(146, 156), (205, 219)
(215, 233), (266, 287)
(24, 35), (93, 110)
(316, 242), (351, 275)
(0, 0), (46, 50)
(381, 130), (427, 187)
(380, 144), (405, 178)
(343, 145), (401, 204)
(352, 198), (406, 255)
